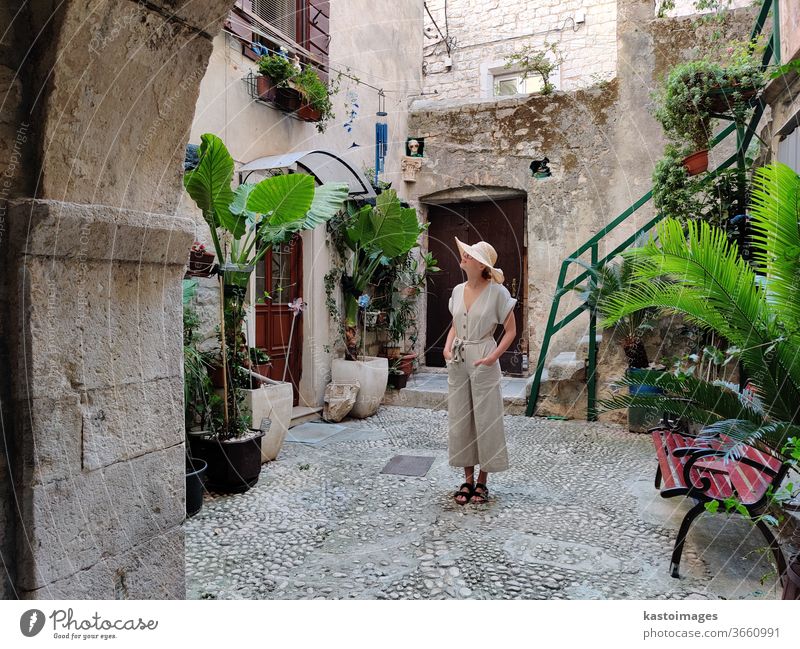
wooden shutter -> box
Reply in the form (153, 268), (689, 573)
(301, 0), (330, 64)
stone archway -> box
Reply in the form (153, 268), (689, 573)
(1, 0), (238, 599)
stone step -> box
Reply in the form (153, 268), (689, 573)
(289, 405), (323, 428)
(381, 372), (529, 415)
(575, 334), (604, 359)
(546, 351), (586, 381)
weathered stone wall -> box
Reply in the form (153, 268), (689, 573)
(409, 0), (757, 419)
(1, 0), (234, 599)
(0, 0), (32, 601)
(423, 0), (618, 100)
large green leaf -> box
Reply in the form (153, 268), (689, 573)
(345, 204), (374, 250)
(351, 190), (421, 259)
(183, 134), (241, 236)
(229, 183), (258, 237)
(301, 182), (349, 230)
(246, 174), (315, 225)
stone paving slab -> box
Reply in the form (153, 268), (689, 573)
(185, 406), (780, 600)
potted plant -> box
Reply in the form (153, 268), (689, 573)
(652, 59), (724, 175)
(293, 65), (335, 132)
(256, 52), (302, 110)
(597, 164), (800, 596)
(572, 248), (659, 432)
(183, 134), (348, 488)
(327, 191), (425, 417)
(188, 241), (215, 276)
(704, 40), (767, 115)
(387, 360), (408, 390)
(247, 347), (272, 383)
(183, 278), (211, 514)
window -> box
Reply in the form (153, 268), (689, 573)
(229, 1), (330, 73)
(493, 74), (545, 97)
(480, 56), (560, 99)
(253, 0), (297, 41)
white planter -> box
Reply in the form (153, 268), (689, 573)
(331, 356), (388, 418)
(242, 381), (294, 462)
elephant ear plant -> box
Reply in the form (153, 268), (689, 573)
(339, 190), (425, 360)
(184, 133), (348, 439)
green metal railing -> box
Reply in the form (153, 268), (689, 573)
(525, 0), (780, 419)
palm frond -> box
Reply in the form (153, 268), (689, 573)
(702, 418), (800, 462)
(600, 373), (766, 425)
(600, 280), (730, 335)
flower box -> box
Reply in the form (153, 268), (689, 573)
(256, 75), (302, 111)
(705, 84), (759, 114)
(295, 102), (322, 122)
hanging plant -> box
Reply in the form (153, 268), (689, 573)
(294, 66), (337, 133)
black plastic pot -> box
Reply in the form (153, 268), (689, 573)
(195, 430), (265, 494)
(388, 372), (408, 389)
(186, 430), (212, 462)
(186, 457), (207, 518)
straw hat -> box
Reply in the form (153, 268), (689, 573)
(454, 237), (505, 284)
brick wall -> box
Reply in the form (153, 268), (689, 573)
(423, 0), (618, 101)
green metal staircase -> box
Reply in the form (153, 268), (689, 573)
(525, 0), (782, 420)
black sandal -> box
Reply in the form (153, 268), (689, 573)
(454, 482), (474, 505)
(472, 483), (489, 504)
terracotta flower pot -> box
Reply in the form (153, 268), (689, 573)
(296, 103), (322, 122)
(256, 75), (302, 111)
(682, 150), (709, 176)
(256, 75), (279, 102)
(399, 352), (418, 376)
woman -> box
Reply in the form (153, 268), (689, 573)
(443, 237), (517, 505)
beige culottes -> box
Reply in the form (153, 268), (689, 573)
(446, 281), (517, 473)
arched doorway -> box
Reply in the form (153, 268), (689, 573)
(422, 187), (527, 375)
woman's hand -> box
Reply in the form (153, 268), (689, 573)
(443, 348), (452, 361)
(473, 355), (496, 367)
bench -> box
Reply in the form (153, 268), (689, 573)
(650, 424), (791, 581)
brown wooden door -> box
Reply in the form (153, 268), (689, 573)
(254, 233), (303, 406)
(425, 198), (526, 374)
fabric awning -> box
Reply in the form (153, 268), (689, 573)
(239, 150), (376, 198)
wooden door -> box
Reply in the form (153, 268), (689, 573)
(425, 198), (526, 374)
(254, 233), (303, 406)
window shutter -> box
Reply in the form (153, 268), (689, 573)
(303, 0), (330, 64)
(252, 0), (298, 41)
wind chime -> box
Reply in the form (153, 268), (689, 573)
(374, 90), (388, 188)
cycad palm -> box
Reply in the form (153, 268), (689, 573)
(599, 163), (800, 461)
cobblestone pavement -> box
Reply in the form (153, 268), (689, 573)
(185, 406), (779, 600)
